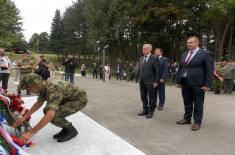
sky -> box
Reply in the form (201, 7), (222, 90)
(13, 0), (76, 41)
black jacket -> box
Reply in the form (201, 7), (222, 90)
(176, 49), (214, 87)
(139, 54), (160, 85)
(63, 59), (77, 74)
(159, 56), (168, 80)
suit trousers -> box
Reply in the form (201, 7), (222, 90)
(181, 78), (205, 124)
(1, 73), (9, 90)
(140, 80), (157, 113)
(157, 82), (165, 107)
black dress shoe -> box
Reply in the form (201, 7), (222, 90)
(158, 106), (163, 111)
(191, 123), (201, 131)
(176, 119), (191, 125)
(145, 113), (153, 118)
(137, 110), (148, 116)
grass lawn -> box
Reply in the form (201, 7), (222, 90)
(6, 52), (61, 65)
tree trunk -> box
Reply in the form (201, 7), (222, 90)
(215, 16), (234, 61)
(99, 52), (102, 65)
(92, 49), (96, 63)
(78, 50), (81, 66)
(228, 22), (234, 59)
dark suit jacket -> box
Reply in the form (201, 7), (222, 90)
(176, 48), (214, 87)
(159, 56), (168, 80)
(139, 54), (160, 85)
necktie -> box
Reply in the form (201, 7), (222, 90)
(144, 56), (147, 64)
(185, 50), (193, 65)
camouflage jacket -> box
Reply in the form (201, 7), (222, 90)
(37, 80), (86, 112)
(18, 59), (33, 74)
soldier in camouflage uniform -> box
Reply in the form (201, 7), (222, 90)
(12, 73), (88, 143)
(212, 63), (224, 94)
(17, 52), (34, 95)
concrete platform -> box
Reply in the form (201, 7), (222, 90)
(22, 97), (145, 155)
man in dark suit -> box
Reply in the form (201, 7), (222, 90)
(92, 63), (98, 79)
(138, 44), (160, 118)
(175, 36), (214, 131)
(154, 48), (168, 110)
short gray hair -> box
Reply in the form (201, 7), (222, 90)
(143, 44), (152, 51)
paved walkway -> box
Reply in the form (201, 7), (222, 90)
(76, 76), (235, 155)
(6, 76), (235, 155)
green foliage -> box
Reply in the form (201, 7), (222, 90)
(28, 33), (39, 51)
(47, 0), (235, 62)
(0, 0), (24, 49)
(62, 0), (86, 55)
(49, 9), (64, 55)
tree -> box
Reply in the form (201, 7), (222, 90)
(39, 32), (49, 53)
(62, 0), (86, 64)
(28, 33), (39, 52)
(0, 0), (23, 49)
(203, 0), (235, 60)
(49, 9), (64, 57)
(48, 0), (235, 62)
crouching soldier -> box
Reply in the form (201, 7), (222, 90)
(12, 73), (88, 143)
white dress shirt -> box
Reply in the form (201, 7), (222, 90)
(0, 56), (11, 73)
(183, 47), (200, 77)
(143, 53), (151, 63)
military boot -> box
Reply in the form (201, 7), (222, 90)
(57, 125), (78, 143)
(53, 128), (68, 139)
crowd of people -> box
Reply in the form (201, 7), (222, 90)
(89, 61), (179, 84)
(78, 36), (234, 132)
(0, 49), (55, 95)
(0, 36), (234, 146)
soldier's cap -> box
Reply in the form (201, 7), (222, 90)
(20, 73), (43, 89)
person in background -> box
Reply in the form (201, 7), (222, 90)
(104, 63), (111, 83)
(127, 63), (134, 82)
(99, 64), (103, 80)
(116, 64), (122, 80)
(222, 60), (235, 94)
(62, 55), (76, 83)
(154, 48), (168, 111)
(122, 65), (127, 80)
(17, 52), (33, 95)
(213, 62), (224, 94)
(172, 62), (178, 82)
(12, 60), (19, 84)
(133, 63), (139, 83)
(81, 64), (86, 77)
(50, 63), (56, 79)
(35, 55), (50, 81)
(0, 48), (11, 90)
(92, 63), (98, 79)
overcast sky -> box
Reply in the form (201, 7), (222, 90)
(13, 0), (76, 41)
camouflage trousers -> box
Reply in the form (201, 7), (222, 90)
(45, 91), (88, 128)
(17, 73), (30, 94)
